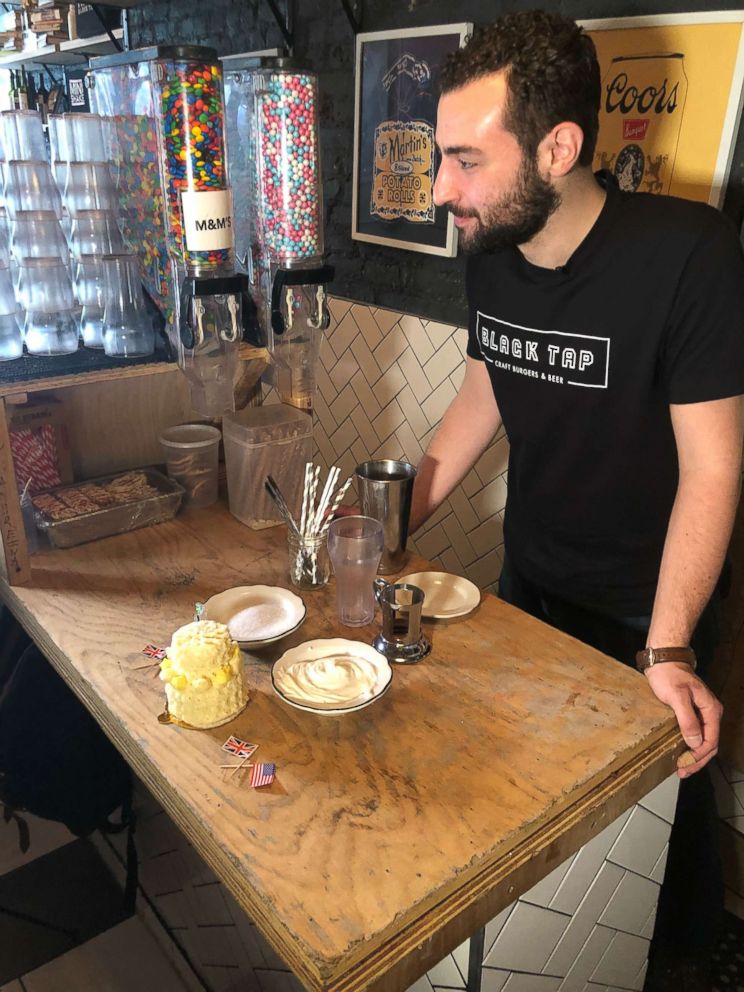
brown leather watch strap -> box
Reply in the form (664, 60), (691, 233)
(635, 646), (697, 673)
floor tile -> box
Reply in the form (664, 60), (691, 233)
(0, 813), (75, 876)
(0, 838), (130, 984)
(21, 916), (190, 992)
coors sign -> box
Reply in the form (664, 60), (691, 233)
(593, 52), (688, 196)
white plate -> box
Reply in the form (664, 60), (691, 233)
(398, 570), (481, 619)
(202, 585), (306, 649)
(272, 638), (393, 715)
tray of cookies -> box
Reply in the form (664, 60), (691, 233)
(32, 468), (185, 548)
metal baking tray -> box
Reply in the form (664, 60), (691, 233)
(33, 468), (185, 549)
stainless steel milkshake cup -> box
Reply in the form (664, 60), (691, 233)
(355, 459), (416, 574)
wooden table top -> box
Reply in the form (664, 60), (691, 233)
(0, 504), (682, 992)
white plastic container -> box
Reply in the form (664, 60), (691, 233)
(159, 423), (221, 508)
(222, 405), (312, 529)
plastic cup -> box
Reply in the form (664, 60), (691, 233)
(1, 111), (47, 163)
(327, 515), (385, 626)
(4, 161), (63, 219)
(101, 252), (153, 357)
(63, 162), (119, 217)
(10, 210), (70, 267)
(159, 424), (221, 508)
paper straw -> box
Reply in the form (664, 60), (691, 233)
(306, 464), (320, 538)
(300, 462), (312, 537)
(319, 475), (354, 537)
(312, 465), (339, 535)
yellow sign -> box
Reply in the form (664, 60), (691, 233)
(371, 120), (434, 222)
(589, 19), (744, 204)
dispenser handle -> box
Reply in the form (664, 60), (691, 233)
(270, 264), (335, 335)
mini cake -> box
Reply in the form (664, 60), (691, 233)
(159, 620), (248, 729)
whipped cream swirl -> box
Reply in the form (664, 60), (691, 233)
(275, 654), (378, 705)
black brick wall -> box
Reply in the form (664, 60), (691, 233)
(128, 0), (744, 326)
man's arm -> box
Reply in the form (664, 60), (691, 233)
(645, 394), (744, 777)
(410, 356), (503, 533)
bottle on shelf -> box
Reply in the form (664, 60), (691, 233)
(26, 72), (37, 114)
(17, 69), (29, 111)
(35, 74), (48, 124)
(9, 71), (17, 110)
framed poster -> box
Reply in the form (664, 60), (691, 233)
(580, 11), (744, 207)
(352, 23), (471, 256)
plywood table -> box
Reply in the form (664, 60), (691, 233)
(0, 505), (684, 992)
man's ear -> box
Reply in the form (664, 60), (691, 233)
(538, 122), (584, 177)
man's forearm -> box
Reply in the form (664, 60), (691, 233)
(647, 470), (741, 647)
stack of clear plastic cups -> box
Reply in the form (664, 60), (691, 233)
(74, 254), (105, 348)
(18, 257), (79, 356)
(70, 209), (125, 258)
(101, 252), (154, 357)
(55, 114), (122, 244)
(0, 260), (23, 360)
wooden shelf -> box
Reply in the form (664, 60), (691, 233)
(0, 357), (178, 399)
(0, 28), (124, 67)
(1, 0), (139, 8)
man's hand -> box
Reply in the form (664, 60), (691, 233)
(644, 662), (723, 778)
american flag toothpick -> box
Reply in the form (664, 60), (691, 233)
(248, 763), (276, 788)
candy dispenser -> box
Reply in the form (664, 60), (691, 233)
(224, 58), (333, 412)
(88, 46), (250, 416)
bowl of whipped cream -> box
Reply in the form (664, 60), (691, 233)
(271, 638), (393, 714)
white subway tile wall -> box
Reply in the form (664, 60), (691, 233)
(311, 297), (509, 592)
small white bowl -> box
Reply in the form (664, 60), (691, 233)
(202, 585), (306, 649)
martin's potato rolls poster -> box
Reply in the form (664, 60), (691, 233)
(352, 24), (470, 256)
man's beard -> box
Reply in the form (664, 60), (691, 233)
(452, 155), (561, 254)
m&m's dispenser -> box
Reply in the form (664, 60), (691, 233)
(224, 58), (333, 412)
(88, 45), (249, 417)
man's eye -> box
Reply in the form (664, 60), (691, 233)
(459, 160), (476, 171)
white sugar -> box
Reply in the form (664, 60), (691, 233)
(228, 604), (291, 641)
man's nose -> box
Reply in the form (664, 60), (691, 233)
(433, 158), (454, 207)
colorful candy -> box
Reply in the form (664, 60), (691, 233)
(161, 60), (231, 272)
(110, 113), (173, 322)
(257, 72), (323, 262)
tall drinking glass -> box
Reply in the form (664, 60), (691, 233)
(327, 515), (384, 627)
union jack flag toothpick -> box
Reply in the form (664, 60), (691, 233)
(222, 736), (258, 759)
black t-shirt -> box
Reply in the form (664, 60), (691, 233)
(466, 173), (744, 616)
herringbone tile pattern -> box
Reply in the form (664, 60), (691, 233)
(313, 297), (508, 592)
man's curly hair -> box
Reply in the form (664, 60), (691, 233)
(440, 10), (600, 168)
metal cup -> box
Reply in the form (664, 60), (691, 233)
(355, 459), (416, 574)
(372, 578), (431, 664)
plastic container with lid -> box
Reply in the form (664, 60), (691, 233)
(222, 405), (312, 529)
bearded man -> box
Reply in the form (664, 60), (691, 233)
(409, 11), (744, 991)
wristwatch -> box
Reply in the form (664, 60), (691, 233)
(635, 646), (697, 674)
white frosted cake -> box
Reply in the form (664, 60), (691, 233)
(159, 620), (248, 729)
